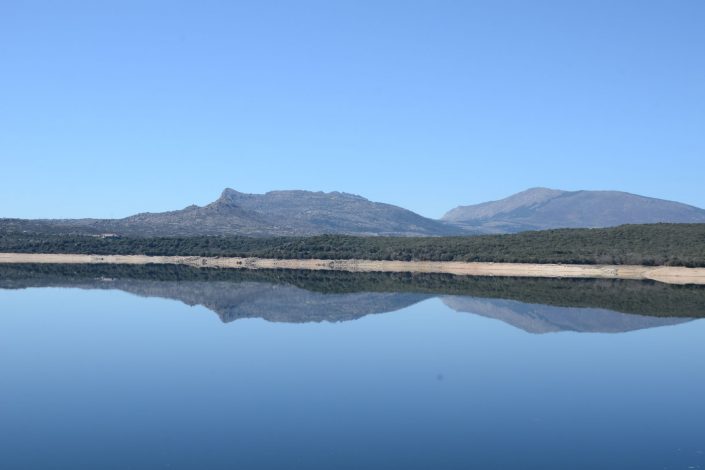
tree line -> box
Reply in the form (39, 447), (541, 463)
(1, 223), (704, 267)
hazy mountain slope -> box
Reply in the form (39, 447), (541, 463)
(113, 198), (275, 236)
(443, 187), (705, 233)
(443, 188), (566, 223)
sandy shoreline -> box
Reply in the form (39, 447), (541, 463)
(0, 252), (704, 285)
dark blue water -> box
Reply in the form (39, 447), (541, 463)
(1, 287), (704, 469)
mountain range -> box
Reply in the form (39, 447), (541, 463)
(2, 187), (704, 237)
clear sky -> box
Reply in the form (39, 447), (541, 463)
(1, 0), (704, 219)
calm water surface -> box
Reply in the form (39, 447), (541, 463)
(1, 286), (704, 469)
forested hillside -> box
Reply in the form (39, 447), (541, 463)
(1, 224), (704, 267)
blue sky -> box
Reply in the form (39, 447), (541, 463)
(1, 0), (703, 219)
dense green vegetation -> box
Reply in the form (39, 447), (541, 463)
(0, 263), (703, 318)
(1, 223), (705, 266)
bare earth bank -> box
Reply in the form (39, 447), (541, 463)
(0, 253), (704, 285)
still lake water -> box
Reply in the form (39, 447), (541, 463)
(1, 270), (705, 469)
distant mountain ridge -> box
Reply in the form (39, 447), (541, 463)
(1, 187), (704, 237)
(1, 188), (463, 237)
(443, 187), (705, 233)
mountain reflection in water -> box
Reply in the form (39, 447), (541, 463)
(1, 264), (703, 333)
